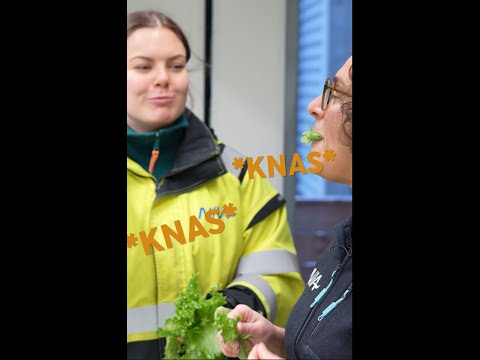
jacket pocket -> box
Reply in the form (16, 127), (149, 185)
(304, 344), (321, 359)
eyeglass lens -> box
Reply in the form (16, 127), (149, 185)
(322, 81), (331, 110)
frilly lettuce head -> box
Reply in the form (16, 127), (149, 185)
(157, 273), (249, 359)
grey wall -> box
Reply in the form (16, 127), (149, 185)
(210, 0), (290, 196)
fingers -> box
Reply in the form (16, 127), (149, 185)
(220, 340), (240, 357)
(223, 304), (255, 338)
(217, 331), (239, 358)
(248, 342), (283, 360)
(236, 311), (273, 338)
(227, 304), (253, 320)
(258, 342), (283, 359)
(237, 321), (255, 335)
(248, 343), (260, 359)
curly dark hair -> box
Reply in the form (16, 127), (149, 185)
(127, 10), (191, 62)
(340, 64), (352, 152)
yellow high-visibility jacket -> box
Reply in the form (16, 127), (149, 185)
(127, 112), (304, 344)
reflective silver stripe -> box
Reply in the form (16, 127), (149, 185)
(221, 145), (245, 179)
(235, 250), (300, 276)
(127, 302), (176, 336)
(230, 274), (277, 323)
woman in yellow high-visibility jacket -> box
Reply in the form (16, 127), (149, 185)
(127, 10), (304, 359)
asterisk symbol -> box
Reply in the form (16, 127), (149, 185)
(221, 203), (237, 218)
(127, 233), (138, 248)
(323, 149), (336, 162)
(232, 157), (245, 170)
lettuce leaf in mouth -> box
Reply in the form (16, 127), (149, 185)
(301, 125), (324, 144)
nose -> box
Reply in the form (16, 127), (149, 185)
(154, 67), (169, 87)
(307, 94), (324, 118)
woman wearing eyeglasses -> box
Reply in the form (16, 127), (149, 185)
(218, 56), (352, 360)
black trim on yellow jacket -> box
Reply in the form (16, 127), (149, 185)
(247, 194), (286, 230)
(219, 285), (267, 314)
(155, 111), (227, 199)
(127, 338), (164, 360)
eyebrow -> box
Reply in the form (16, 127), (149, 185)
(129, 56), (151, 62)
(129, 54), (186, 62)
(167, 54), (186, 61)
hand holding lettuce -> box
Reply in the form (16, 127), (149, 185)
(157, 273), (249, 359)
(218, 304), (286, 359)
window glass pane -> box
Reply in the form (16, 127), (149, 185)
(296, 0), (352, 200)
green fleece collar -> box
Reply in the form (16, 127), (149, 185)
(127, 114), (188, 179)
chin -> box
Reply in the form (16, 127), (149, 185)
(148, 115), (178, 128)
(157, 108), (183, 124)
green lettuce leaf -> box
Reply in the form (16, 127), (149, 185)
(301, 125), (324, 144)
(157, 273), (248, 359)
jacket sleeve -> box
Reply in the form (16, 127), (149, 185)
(224, 164), (305, 327)
(217, 285), (266, 315)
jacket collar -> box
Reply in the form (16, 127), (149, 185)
(332, 214), (352, 260)
(156, 111), (227, 198)
(167, 111), (221, 175)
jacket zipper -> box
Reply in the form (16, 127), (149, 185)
(294, 254), (351, 359)
(148, 134), (160, 175)
(310, 282), (352, 335)
(309, 265), (340, 308)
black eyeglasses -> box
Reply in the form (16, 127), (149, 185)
(321, 78), (352, 111)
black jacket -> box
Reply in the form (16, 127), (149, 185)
(285, 215), (352, 360)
